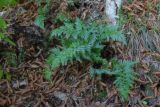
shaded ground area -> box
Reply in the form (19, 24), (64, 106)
(0, 0), (160, 106)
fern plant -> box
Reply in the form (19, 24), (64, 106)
(45, 17), (125, 78)
(90, 59), (137, 101)
(44, 16), (136, 101)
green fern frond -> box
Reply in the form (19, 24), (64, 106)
(110, 59), (137, 101)
(100, 25), (126, 44)
(90, 59), (137, 101)
(46, 48), (76, 69)
(46, 43), (95, 68)
(108, 33), (126, 44)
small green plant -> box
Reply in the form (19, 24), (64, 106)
(0, 17), (15, 46)
(0, 0), (17, 8)
(33, 0), (77, 29)
(0, 0), (16, 46)
(33, 0), (51, 29)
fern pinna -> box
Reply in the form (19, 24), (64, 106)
(44, 17), (136, 101)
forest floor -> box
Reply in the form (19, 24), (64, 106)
(0, 0), (160, 107)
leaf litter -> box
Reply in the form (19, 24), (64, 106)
(0, 0), (160, 106)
